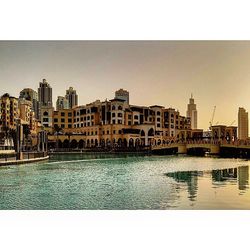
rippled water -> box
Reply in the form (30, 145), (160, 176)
(0, 153), (249, 209)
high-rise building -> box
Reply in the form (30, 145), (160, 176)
(186, 94), (197, 129)
(56, 96), (69, 110)
(115, 88), (129, 105)
(65, 87), (78, 109)
(19, 88), (39, 119)
(38, 79), (53, 108)
(38, 79), (53, 130)
(0, 93), (19, 132)
(238, 107), (248, 140)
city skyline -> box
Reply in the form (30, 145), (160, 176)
(1, 41), (250, 130)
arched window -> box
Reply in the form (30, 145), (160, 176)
(118, 105), (123, 110)
(43, 111), (48, 116)
(112, 105), (116, 110)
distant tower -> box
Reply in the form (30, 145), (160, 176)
(238, 107), (248, 140)
(56, 96), (69, 110)
(115, 88), (129, 105)
(19, 88), (39, 119)
(186, 94), (198, 129)
(66, 87), (78, 109)
(38, 79), (53, 107)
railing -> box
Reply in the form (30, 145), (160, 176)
(0, 151), (48, 162)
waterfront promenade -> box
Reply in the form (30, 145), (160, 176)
(0, 151), (49, 166)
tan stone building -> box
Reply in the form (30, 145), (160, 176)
(0, 93), (19, 132)
(238, 107), (248, 140)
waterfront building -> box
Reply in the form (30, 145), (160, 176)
(186, 94), (198, 129)
(0, 93), (19, 132)
(48, 90), (194, 149)
(56, 96), (69, 110)
(115, 88), (129, 105)
(238, 107), (248, 140)
(66, 87), (78, 109)
(211, 125), (237, 141)
(19, 88), (39, 119)
(40, 106), (54, 131)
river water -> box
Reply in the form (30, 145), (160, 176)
(0, 153), (249, 209)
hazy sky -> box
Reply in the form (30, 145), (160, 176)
(0, 41), (250, 130)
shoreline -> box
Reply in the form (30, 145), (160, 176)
(0, 155), (49, 167)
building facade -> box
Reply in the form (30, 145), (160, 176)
(0, 93), (19, 132)
(56, 96), (69, 110)
(238, 107), (249, 140)
(186, 94), (197, 129)
(48, 91), (194, 149)
(66, 87), (78, 109)
(19, 88), (39, 119)
(115, 88), (129, 105)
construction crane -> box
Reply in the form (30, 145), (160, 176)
(209, 106), (216, 130)
(230, 120), (236, 126)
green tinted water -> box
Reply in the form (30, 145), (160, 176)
(0, 154), (249, 209)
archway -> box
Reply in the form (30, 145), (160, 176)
(62, 139), (69, 148)
(70, 139), (78, 149)
(129, 138), (134, 147)
(78, 139), (85, 149)
(148, 128), (154, 136)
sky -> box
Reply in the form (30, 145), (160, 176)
(0, 40), (250, 130)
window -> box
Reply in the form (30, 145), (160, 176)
(128, 115), (132, 119)
(54, 118), (58, 122)
(113, 130), (116, 134)
(43, 118), (48, 122)
(118, 106), (122, 110)
(128, 121), (132, 125)
(61, 112), (65, 116)
(91, 115), (94, 119)
(112, 105), (116, 110)
(134, 115), (138, 120)
(157, 117), (161, 122)
(107, 130), (110, 134)
(112, 113), (116, 117)
(68, 124), (72, 128)
(157, 111), (161, 116)
(112, 119), (116, 124)
(118, 112), (122, 117)
(61, 124), (65, 128)
(68, 113), (72, 117)
(61, 118), (65, 122)
(119, 130), (122, 134)
(157, 124), (160, 127)
(43, 111), (48, 116)
(118, 120), (122, 124)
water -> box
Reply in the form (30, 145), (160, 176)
(0, 153), (249, 209)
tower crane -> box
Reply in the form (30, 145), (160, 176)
(209, 106), (216, 130)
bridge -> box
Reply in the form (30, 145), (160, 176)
(151, 140), (250, 157)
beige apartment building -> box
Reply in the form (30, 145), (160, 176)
(48, 90), (195, 149)
(0, 93), (19, 132)
(238, 107), (248, 140)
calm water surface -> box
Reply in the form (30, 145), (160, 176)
(0, 154), (249, 209)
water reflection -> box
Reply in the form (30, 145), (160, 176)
(166, 171), (200, 201)
(212, 166), (249, 191)
(166, 166), (250, 204)
(238, 166), (249, 191)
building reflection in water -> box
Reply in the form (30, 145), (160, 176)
(238, 166), (249, 191)
(212, 166), (249, 191)
(166, 171), (200, 201)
